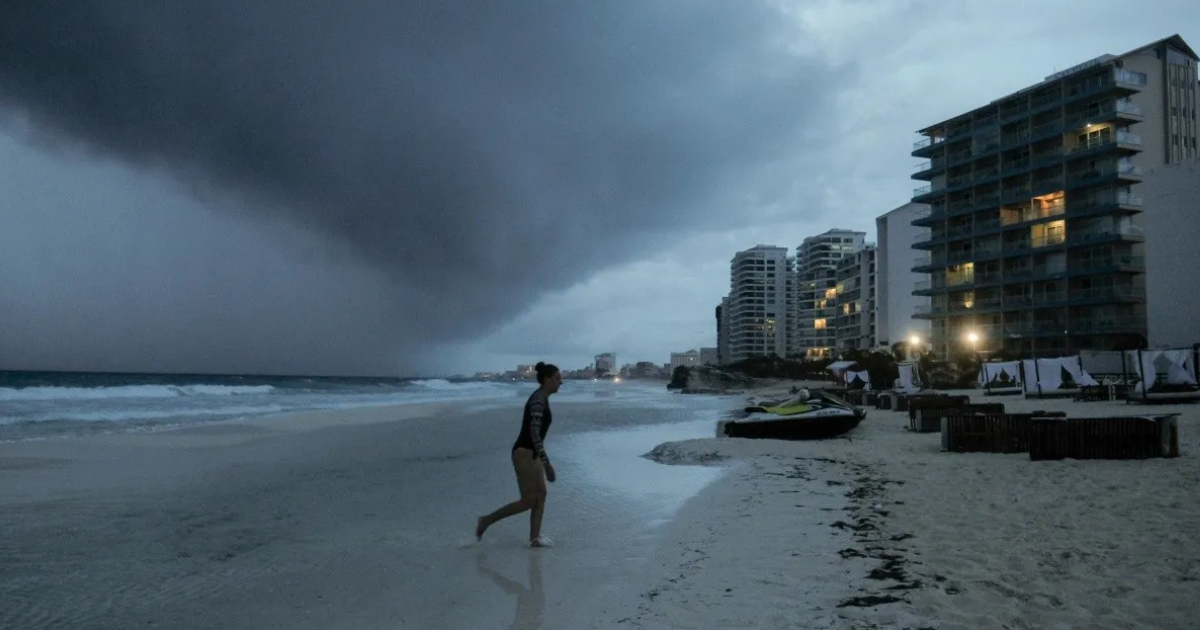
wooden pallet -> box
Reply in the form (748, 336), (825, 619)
(907, 395), (972, 421)
(1029, 415), (1180, 461)
(909, 404), (1006, 433)
(939, 412), (1069, 453)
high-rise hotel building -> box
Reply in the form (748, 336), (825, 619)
(910, 35), (1198, 358)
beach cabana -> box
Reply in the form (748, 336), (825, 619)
(977, 360), (1022, 396)
(825, 360), (857, 386)
(1124, 348), (1200, 403)
(845, 369), (871, 390)
(1021, 356), (1099, 398)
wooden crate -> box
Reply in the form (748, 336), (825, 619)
(940, 414), (1029, 453)
(907, 395), (972, 421)
(910, 403), (1006, 433)
(1029, 415), (1181, 461)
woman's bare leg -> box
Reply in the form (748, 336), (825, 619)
(528, 461), (548, 544)
(478, 449), (540, 540)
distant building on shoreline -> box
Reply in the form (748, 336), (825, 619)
(593, 353), (616, 376)
(876, 202), (932, 350)
(724, 245), (790, 363)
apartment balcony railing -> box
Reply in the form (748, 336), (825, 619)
(1114, 69), (1148, 88)
(1069, 192), (1144, 214)
(1065, 102), (1145, 128)
(1116, 100), (1143, 116)
(1068, 130), (1145, 158)
(1002, 321), (1069, 336)
(914, 280), (931, 292)
(914, 136), (944, 150)
(1069, 255), (1144, 272)
(1030, 119), (1063, 142)
(914, 184), (934, 197)
(1068, 225), (1144, 244)
(1000, 103), (1030, 123)
(1119, 192), (1143, 206)
(1031, 91), (1061, 111)
(1068, 285), (1146, 301)
(946, 272), (976, 286)
(947, 149), (973, 166)
(1001, 131), (1032, 149)
(1032, 291), (1068, 304)
(1070, 317), (1145, 334)
(1119, 162), (1144, 177)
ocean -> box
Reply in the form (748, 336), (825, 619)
(0, 371), (670, 442)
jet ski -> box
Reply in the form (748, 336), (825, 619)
(721, 389), (866, 440)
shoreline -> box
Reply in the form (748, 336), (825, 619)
(5, 389), (1197, 629)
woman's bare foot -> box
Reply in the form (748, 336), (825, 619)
(476, 516), (488, 540)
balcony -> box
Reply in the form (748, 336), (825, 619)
(1063, 68), (1147, 105)
(1068, 285), (1146, 302)
(1067, 192), (1144, 217)
(1069, 224), (1144, 245)
(1114, 69), (1148, 89)
(1066, 164), (1142, 188)
(1116, 99), (1143, 117)
(1066, 102), (1145, 128)
(914, 135), (947, 156)
(1029, 120), (1063, 142)
(1070, 317), (1145, 334)
(1068, 255), (1145, 274)
(1000, 102), (1031, 123)
(1030, 90), (1061, 112)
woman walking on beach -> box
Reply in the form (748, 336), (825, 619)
(476, 362), (561, 548)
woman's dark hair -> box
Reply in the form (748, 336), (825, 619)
(535, 362), (559, 384)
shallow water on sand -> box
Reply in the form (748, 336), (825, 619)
(0, 385), (743, 630)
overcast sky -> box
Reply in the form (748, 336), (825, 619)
(1, 1), (1196, 377)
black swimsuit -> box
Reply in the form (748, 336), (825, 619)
(512, 390), (552, 463)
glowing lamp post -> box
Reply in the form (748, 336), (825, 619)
(908, 334), (922, 361)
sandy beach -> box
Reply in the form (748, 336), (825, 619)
(625, 389), (1200, 630)
(3, 384), (1198, 629)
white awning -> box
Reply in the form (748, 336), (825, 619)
(826, 360), (857, 372)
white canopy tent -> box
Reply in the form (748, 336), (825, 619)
(977, 361), (1022, 391)
(846, 370), (871, 390)
(1125, 348), (1198, 395)
(825, 360), (857, 387)
(1021, 356), (1099, 397)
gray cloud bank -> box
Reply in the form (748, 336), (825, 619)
(0, 1), (841, 375)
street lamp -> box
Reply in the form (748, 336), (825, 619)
(908, 334), (922, 361)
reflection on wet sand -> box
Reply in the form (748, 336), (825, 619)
(475, 550), (544, 630)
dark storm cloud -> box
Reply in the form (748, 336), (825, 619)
(0, 1), (842, 373)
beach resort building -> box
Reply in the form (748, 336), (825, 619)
(910, 34), (1198, 359)
(1139, 160), (1200, 348)
(876, 202), (932, 350)
(726, 245), (792, 363)
(791, 229), (866, 359)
